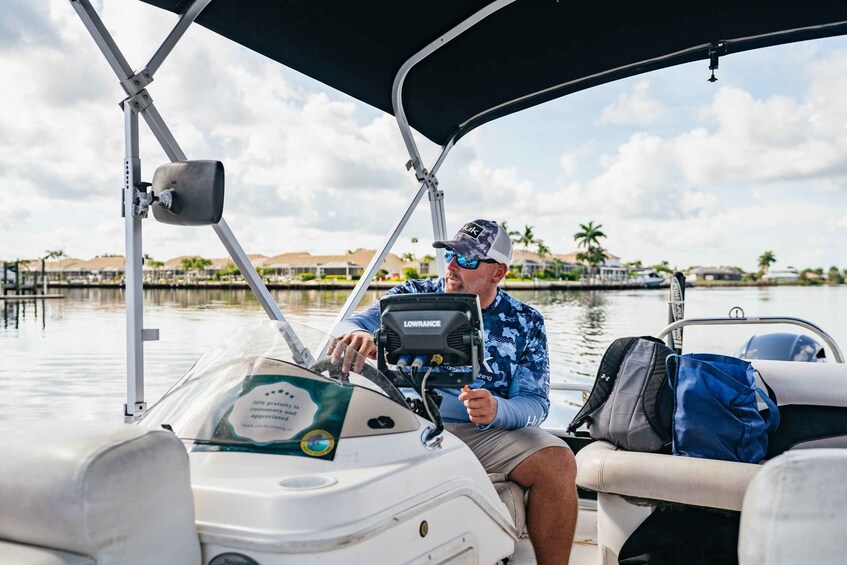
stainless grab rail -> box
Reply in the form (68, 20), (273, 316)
(549, 382), (593, 393)
(656, 316), (845, 363)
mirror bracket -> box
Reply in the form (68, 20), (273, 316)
(150, 160), (225, 226)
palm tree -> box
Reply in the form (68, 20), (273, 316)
(573, 222), (608, 278)
(44, 249), (67, 282)
(550, 257), (564, 277)
(44, 249), (66, 261)
(516, 225), (536, 251)
(651, 260), (673, 274)
(573, 221), (606, 250)
(180, 256), (212, 280)
(401, 252), (415, 262)
(577, 246), (608, 277)
(142, 253), (164, 268)
(499, 221), (520, 241)
(758, 251), (776, 273)
(536, 240), (550, 258)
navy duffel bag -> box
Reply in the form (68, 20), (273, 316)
(667, 353), (780, 463)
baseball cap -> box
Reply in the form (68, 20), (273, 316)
(432, 219), (513, 264)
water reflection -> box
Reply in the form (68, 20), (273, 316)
(3, 286), (846, 424)
(2, 299), (46, 330)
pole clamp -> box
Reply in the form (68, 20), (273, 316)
(120, 68), (154, 97)
(124, 401), (148, 421)
(122, 89), (154, 114)
(133, 181), (153, 217)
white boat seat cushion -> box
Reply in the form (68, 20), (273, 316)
(0, 540), (94, 565)
(0, 420), (200, 565)
(575, 440), (760, 511)
(488, 473), (527, 536)
(739, 448), (847, 565)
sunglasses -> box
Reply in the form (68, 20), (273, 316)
(444, 250), (499, 270)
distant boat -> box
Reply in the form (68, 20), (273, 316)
(633, 268), (665, 287)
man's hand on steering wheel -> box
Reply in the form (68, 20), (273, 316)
(328, 330), (376, 373)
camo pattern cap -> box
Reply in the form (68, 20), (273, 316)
(432, 219), (513, 265)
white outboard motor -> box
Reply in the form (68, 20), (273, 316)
(737, 332), (826, 363)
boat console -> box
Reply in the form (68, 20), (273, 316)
(135, 321), (519, 563)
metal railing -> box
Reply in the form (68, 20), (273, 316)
(656, 316), (845, 363)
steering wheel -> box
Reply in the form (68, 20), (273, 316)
(308, 356), (408, 407)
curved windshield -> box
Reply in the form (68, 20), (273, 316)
(140, 321), (419, 460)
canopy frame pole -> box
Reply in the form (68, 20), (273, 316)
(122, 98), (145, 420)
(141, 0), (213, 78)
(391, 0), (516, 277)
(70, 0), (314, 415)
(316, 140), (454, 357)
(135, 106), (313, 365)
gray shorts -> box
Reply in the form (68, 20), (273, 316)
(444, 422), (570, 476)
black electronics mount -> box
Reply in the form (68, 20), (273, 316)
(374, 293), (484, 443)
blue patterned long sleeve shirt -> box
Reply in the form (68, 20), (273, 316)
(335, 279), (550, 430)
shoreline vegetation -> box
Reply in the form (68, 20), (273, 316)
(6, 223), (845, 294)
(31, 278), (840, 292)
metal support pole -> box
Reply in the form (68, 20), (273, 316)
(71, 0), (313, 406)
(316, 143), (454, 357)
(138, 104), (312, 364)
(391, 1), (515, 277)
(69, 0), (134, 82)
(214, 220), (314, 365)
(142, 0), (212, 78)
(123, 103), (146, 419)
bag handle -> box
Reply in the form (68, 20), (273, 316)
(664, 353), (678, 390)
(753, 384), (780, 431)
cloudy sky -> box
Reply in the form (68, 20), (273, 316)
(3, 1), (847, 273)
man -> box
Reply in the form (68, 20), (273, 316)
(333, 219), (578, 564)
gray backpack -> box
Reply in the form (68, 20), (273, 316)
(567, 336), (674, 452)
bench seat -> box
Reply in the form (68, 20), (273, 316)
(575, 440), (760, 511)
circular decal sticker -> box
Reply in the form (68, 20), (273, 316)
(300, 429), (335, 456)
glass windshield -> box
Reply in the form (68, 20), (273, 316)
(140, 321), (419, 460)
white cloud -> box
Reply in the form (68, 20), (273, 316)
(0, 0), (427, 260)
(3, 0), (847, 274)
(598, 81), (664, 126)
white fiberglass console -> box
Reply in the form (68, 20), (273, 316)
(140, 322), (517, 564)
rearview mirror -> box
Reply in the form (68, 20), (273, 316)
(151, 160), (224, 226)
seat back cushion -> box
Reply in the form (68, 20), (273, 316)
(0, 540), (95, 565)
(0, 420), (200, 565)
(739, 448), (847, 565)
(488, 473), (527, 536)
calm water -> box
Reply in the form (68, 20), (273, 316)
(2, 285), (846, 426)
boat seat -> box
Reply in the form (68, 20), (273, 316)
(739, 448), (847, 565)
(0, 420), (201, 565)
(575, 440), (760, 511)
(0, 540), (94, 564)
(576, 440), (762, 561)
(488, 474), (528, 537)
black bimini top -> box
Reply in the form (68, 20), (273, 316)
(140, 1), (847, 146)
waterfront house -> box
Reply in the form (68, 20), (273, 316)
(509, 250), (583, 278)
(762, 269), (800, 283)
(687, 267), (743, 282)
(557, 251), (627, 279)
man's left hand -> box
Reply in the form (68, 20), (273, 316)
(459, 388), (498, 425)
